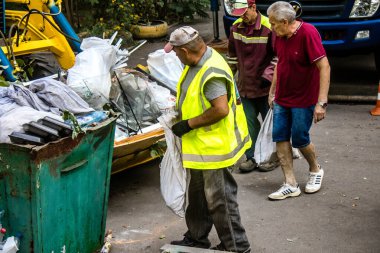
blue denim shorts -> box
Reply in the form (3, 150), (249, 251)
(272, 103), (315, 148)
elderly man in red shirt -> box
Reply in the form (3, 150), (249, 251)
(228, 0), (278, 173)
(267, 1), (331, 200)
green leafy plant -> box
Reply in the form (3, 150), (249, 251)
(0, 77), (9, 87)
(77, 0), (135, 46)
(0, 58), (33, 84)
(150, 140), (167, 158)
(74, 0), (209, 44)
(132, 0), (165, 25)
(167, 0), (210, 22)
(62, 111), (85, 139)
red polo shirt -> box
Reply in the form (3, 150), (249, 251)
(274, 21), (326, 107)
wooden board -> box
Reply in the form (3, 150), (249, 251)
(113, 128), (164, 158)
(111, 128), (165, 174)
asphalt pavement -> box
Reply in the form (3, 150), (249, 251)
(106, 12), (380, 253)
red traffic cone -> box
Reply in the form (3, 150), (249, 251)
(371, 82), (380, 116)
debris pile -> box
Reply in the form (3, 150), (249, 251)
(0, 33), (178, 146)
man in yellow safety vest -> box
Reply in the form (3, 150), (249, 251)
(164, 26), (251, 253)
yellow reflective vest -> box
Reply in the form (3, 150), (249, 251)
(176, 49), (251, 169)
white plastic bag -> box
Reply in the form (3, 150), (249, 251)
(147, 49), (183, 91)
(67, 37), (118, 109)
(292, 147), (301, 159)
(254, 109), (277, 165)
(254, 109), (301, 164)
(147, 82), (176, 113)
(158, 112), (186, 217)
(0, 236), (19, 253)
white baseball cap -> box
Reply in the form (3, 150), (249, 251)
(164, 26), (199, 53)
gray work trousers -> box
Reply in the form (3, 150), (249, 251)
(184, 167), (251, 252)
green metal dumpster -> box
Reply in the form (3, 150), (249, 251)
(0, 114), (117, 253)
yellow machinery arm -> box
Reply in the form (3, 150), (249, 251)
(0, 0), (81, 80)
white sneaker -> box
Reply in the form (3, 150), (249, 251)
(268, 183), (301, 200)
(305, 166), (324, 193)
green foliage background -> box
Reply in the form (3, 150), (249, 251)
(67, 0), (210, 45)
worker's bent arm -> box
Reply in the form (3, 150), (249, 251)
(188, 95), (229, 129)
(315, 56), (331, 103)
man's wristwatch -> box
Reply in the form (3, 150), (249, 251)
(317, 101), (328, 109)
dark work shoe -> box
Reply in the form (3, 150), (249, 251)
(239, 158), (258, 173)
(211, 243), (251, 253)
(170, 236), (211, 249)
(210, 243), (226, 251)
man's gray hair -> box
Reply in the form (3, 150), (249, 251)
(182, 35), (204, 53)
(267, 1), (296, 23)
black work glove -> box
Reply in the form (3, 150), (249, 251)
(259, 77), (272, 88)
(172, 120), (192, 138)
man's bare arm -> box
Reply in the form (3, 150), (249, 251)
(315, 57), (330, 103)
(314, 56), (331, 123)
(188, 95), (229, 129)
(268, 65), (277, 108)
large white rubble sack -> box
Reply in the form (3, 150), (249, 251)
(67, 37), (117, 109)
(158, 112), (186, 217)
(147, 49), (183, 91)
(0, 106), (61, 143)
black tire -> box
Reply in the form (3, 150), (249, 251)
(23, 52), (61, 80)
